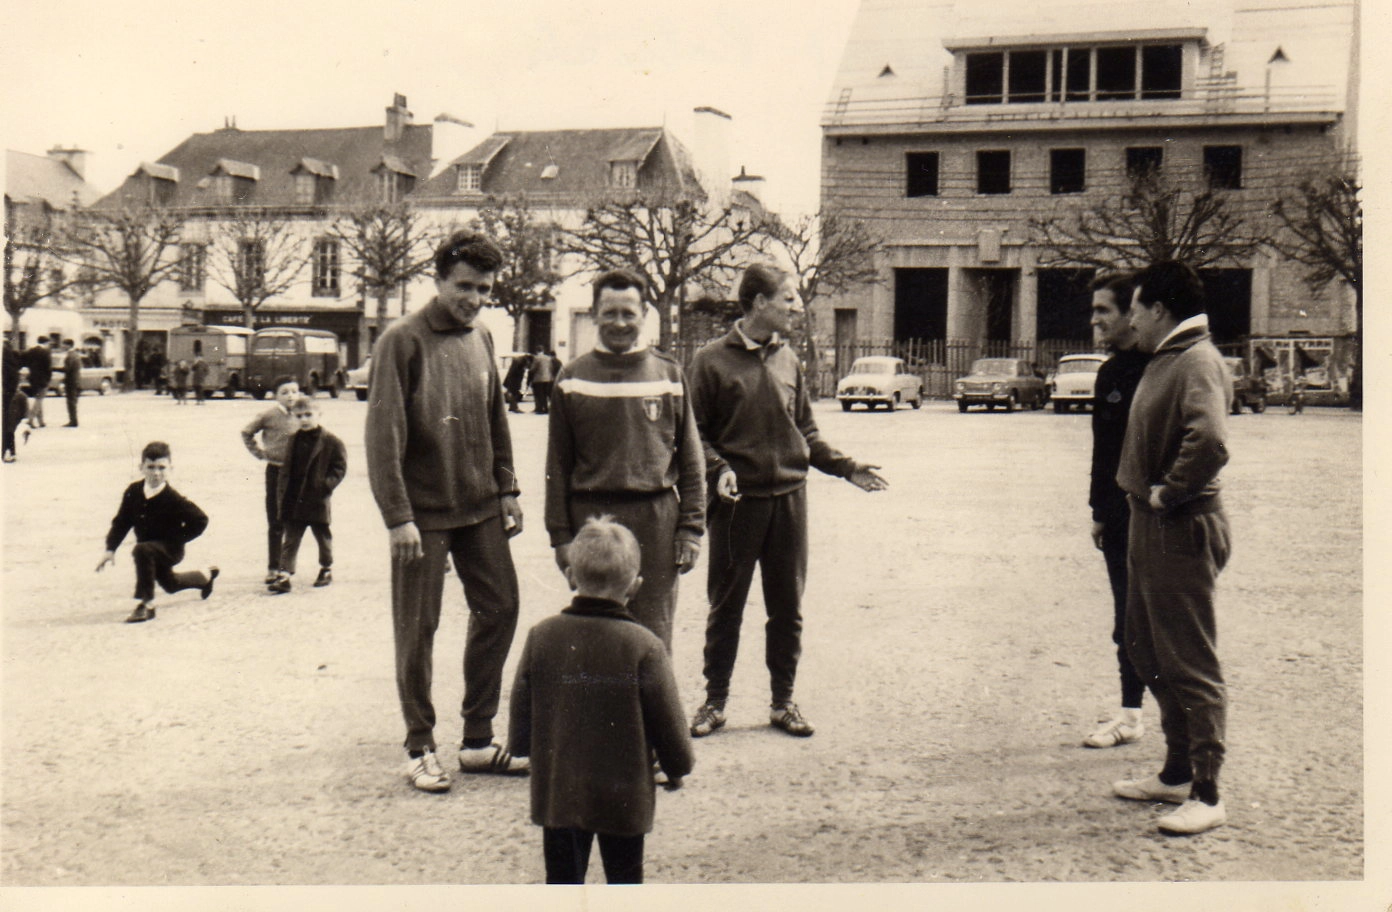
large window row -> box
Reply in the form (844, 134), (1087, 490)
(174, 237), (343, 297)
(965, 44), (1183, 105)
(903, 145), (1243, 197)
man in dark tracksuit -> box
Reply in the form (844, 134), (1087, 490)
(366, 230), (528, 793)
(1084, 274), (1151, 748)
(687, 264), (887, 739)
(62, 340), (82, 427)
(1112, 260), (1233, 836)
(23, 338), (52, 428)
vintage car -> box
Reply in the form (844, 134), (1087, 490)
(1048, 353), (1107, 413)
(345, 355), (372, 401)
(836, 356), (923, 411)
(47, 353), (122, 395)
(1223, 356), (1267, 414)
(953, 358), (1047, 412)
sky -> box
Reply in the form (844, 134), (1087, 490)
(1, 0), (864, 214)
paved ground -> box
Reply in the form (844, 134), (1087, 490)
(0, 389), (1372, 897)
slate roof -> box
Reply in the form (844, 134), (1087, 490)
(413, 127), (702, 204)
(95, 123), (432, 209)
(5, 150), (102, 208)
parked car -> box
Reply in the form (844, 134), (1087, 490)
(345, 356), (372, 401)
(953, 358), (1047, 412)
(244, 327), (343, 399)
(1048, 353), (1107, 413)
(49, 361), (122, 395)
(1223, 356), (1267, 414)
(836, 356), (923, 411)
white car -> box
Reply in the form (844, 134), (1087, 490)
(836, 356), (923, 411)
(1049, 353), (1106, 413)
(345, 356), (371, 401)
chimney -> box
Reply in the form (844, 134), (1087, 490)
(385, 93), (413, 143)
(731, 164), (766, 205)
(691, 106), (732, 204)
(47, 146), (89, 180)
(430, 113), (477, 178)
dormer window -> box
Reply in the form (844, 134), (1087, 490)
(456, 164), (482, 193)
(291, 159), (338, 206)
(959, 40), (1187, 105)
(294, 173), (316, 205)
(209, 159), (260, 204)
(135, 162), (179, 206)
(610, 161), (638, 189)
(374, 156), (417, 204)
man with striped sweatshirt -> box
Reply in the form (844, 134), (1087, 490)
(545, 268), (705, 651)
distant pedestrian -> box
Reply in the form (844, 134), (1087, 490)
(23, 337), (53, 428)
(96, 440), (218, 624)
(62, 339), (82, 427)
(3, 340), (22, 463)
(686, 264), (888, 740)
(1289, 372), (1307, 415)
(268, 396), (347, 594)
(502, 352), (532, 413)
(509, 516), (695, 885)
(171, 359), (190, 404)
(1083, 273), (1150, 748)
(241, 376), (301, 583)
(190, 354), (209, 405)
(529, 348), (556, 414)
(149, 349), (167, 395)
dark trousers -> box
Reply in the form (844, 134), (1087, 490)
(1100, 514), (1146, 709)
(569, 490), (680, 651)
(543, 827), (644, 884)
(131, 540), (209, 602)
(264, 464), (284, 571)
(1126, 505), (1232, 784)
(391, 516), (520, 752)
(532, 382), (553, 414)
(504, 387), (523, 412)
(65, 384), (79, 425)
(702, 487), (808, 705)
(2, 390), (23, 455)
(280, 521), (332, 575)
(193, 385), (205, 405)
(27, 384), (47, 425)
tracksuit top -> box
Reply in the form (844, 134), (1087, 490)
(1090, 349), (1151, 524)
(1118, 325), (1231, 512)
(241, 405), (297, 466)
(688, 325), (857, 497)
(105, 482), (209, 552)
(365, 298), (518, 531)
(544, 348), (705, 547)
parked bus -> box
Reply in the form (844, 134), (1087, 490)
(167, 325), (255, 397)
(244, 327), (343, 399)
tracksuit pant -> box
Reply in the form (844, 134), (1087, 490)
(391, 515), (520, 753)
(65, 383), (79, 425)
(543, 828), (644, 884)
(264, 464), (284, 572)
(702, 486), (808, 706)
(568, 490), (680, 651)
(1125, 499), (1232, 784)
(131, 541), (210, 602)
(1100, 512), (1147, 709)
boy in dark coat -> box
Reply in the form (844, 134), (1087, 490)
(97, 440), (218, 623)
(509, 516), (694, 884)
(269, 396), (347, 593)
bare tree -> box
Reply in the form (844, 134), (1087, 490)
(60, 204), (184, 390)
(328, 202), (438, 361)
(557, 192), (767, 350)
(1029, 171), (1266, 271)
(470, 195), (563, 352)
(4, 198), (88, 334)
(206, 209), (309, 329)
(1268, 154), (1362, 408)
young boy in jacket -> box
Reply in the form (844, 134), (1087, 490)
(97, 441), (218, 623)
(268, 396), (347, 594)
(509, 517), (694, 884)
(242, 376), (301, 583)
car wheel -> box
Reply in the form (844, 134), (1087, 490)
(356, 388), (369, 402)
(888, 393), (900, 412)
(98, 378), (112, 396)
(957, 401), (968, 413)
(253, 389), (268, 400)
(1231, 399), (1241, 415)
(1054, 401), (1067, 413)
(1252, 397), (1266, 414)
(1004, 392), (1018, 412)
(911, 390), (922, 409)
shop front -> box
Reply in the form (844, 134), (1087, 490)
(199, 306), (364, 367)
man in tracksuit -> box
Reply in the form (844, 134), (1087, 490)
(545, 268), (705, 651)
(687, 264), (887, 739)
(1111, 260), (1233, 835)
(1083, 273), (1151, 749)
(366, 230), (529, 793)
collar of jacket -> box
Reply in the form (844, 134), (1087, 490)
(725, 322), (783, 352)
(422, 297), (477, 334)
(562, 596), (641, 624)
(1155, 324), (1211, 356)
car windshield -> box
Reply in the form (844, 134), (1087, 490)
(1058, 360), (1101, 374)
(971, 359), (1016, 376)
(851, 361), (894, 375)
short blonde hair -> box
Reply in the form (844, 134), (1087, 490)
(289, 395), (320, 414)
(568, 516), (641, 594)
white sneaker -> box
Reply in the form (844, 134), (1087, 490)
(1157, 798), (1227, 834)
(405, 751), (451, 792)
(458, 742), (529, 776)
(1084, 717), (1145, 748)
(1112, 773), (1190, 804)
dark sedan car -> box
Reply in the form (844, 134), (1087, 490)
(953, 358), (1047, 412)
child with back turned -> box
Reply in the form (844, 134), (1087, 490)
(508, 516), (694, 884)
(268, 395), (347, 594)
(97, 440), (218, 623)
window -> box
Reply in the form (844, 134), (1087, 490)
(1050, 149), (1086, 194)
(149, 177), (176, 207)
(178, 244), (206, 291)
(1204, 145), (1243, 190)
(966, 52), (1003, 104)
(968, 43), (1184, 105)
(312, 238), (340, 297)
(456, 164), (481, 192)
(1008, 50), (1048, 104)
(905, 152), (940, 197)
(1141, 45), (1183, 99)
(214, 174), (234, 204)
(1126, 146), (1164, 179)
(610, 161), (638, 188)
(976, 150), (1011, 194)
(238, 239), (265, 293)
(1095, 47), (1136, 100)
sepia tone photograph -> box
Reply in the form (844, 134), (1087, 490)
(2, 0), (1382, 908)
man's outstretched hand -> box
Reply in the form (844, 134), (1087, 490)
(848, 464), (888, 492)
